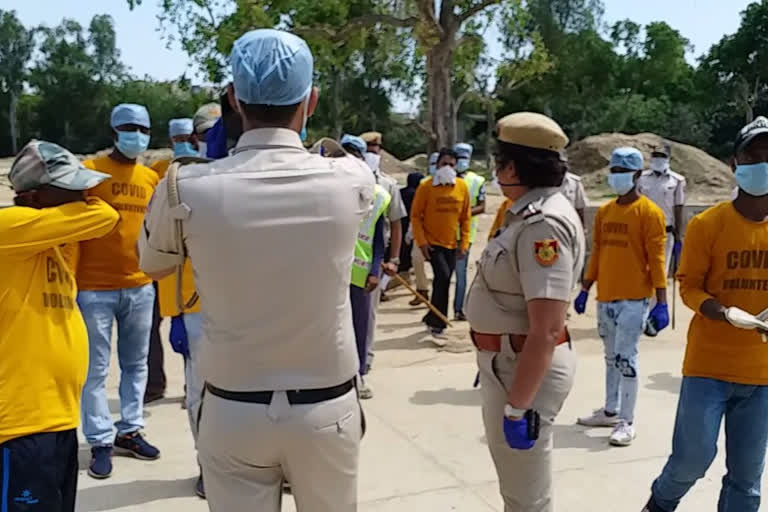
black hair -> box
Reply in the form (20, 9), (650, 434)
(342, 143), (364, 160)
(238, 101), (302, 127)
(437, 147), (458, 164)
(496, 140), (568, 188)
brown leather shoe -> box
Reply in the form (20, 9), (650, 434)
(409, 291), (429, 306)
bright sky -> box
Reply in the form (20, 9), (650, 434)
(7, 0), (755, 85)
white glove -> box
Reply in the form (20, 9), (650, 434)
(725, 307), (768, 330)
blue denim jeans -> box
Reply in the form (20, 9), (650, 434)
(182, 313), (205, 445)
(454, 244), (471, 314)
(597, 299), (648, 423)
(78, 284), (155, 446)
(651, 377), (768, 511)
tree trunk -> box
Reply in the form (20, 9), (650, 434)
(332, 66), (343, 139)
(485, 98), (495, 173)
(9, 92), (18, 155)
(427, 40), (456, 150)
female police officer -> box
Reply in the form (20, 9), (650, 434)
(466, 112), (585, 512)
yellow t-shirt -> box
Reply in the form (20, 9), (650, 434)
(489, 198), (514, 240)
(410, 179), (471, 251)
(679, 202), (768, 385)
(0, 199), (119, 444)
(78, 156), (159, 290)
(151, 159), (171, 180)
(585, 195), (667, 302)
(157, 259), (201, 318)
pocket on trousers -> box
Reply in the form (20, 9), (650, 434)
(315, 410), (355, 434)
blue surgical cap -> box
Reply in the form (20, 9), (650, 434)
(231, 29), (314, 106)
(169, 118), (194, 137)
(111, 103), (150, 129)
(341, 134), (367, 155)
(429, 152), (439, 165)
(610, 147), (644, 171)
(455, 143), (473, 159)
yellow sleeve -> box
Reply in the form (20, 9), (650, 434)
(645, 203), (668, 289)
(584, 207), (601, 282)
(0, 198), (119, 259)
(459, 184), (472, 251)
(677, 215), (714, 312)
(411, 183), (428, 247)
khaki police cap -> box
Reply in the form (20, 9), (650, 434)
(496, 112), (568, 152)
(360, 131), (383, 145)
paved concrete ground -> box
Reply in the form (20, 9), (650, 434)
(77, 197), (761, 511)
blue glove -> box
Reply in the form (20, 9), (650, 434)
(503, 415), (536, 450)
(649, 303), (670, 332)
(673, 240), (682, 259)
(574, 290), (588, 314)
(169, 315), (190, 357)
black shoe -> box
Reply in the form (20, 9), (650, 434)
(642, 497), (666, 512)
(195, 473), (206, 499)
(114, 431), (160, 460)
(454, 311), (467, 322)
(88, 446), (113, 479)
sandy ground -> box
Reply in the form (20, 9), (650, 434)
(72, 195), (765, 512)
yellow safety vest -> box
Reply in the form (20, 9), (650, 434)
(351, 184), (392, 288)
(457, 170), (486, 244)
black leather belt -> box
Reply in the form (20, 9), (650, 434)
(205, 379), (355, 405)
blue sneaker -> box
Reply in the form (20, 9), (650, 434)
(88, 446), (113, 479)
(114, 431), (160, 460)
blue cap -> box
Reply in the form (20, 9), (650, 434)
(231, 29), (314, 106)
(341, 134), (367, 155)
(111, 103), (150, 129)
(610, 147), (644, 171)
(169, 118), (194, 137)
(455, 142), (473, 159)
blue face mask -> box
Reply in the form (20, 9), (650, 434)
(457, 159), (470, 172)
(299, 127), (307, 142)
(608, 172), (636, 196)
(173, 141), (197, 158)
(735, 163), (768, 196)
(428, 164), (437, 176)
(115, 131), (150, 159)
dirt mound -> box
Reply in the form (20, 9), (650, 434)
(567, 133), (734, 202)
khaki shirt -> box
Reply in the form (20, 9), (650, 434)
(139, 128), (375, 391)
(637, 170), (686, 227)
(561, 172), (586, 210)
(466, 187), (585, 334)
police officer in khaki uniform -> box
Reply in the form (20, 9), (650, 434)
(561, 171), (586, 223)
(139, 29), (373, 512)
(466, 112), (585, 512)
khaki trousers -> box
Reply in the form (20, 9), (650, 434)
(198, 388), (361, 512)
(411, 243), (429, 291)
(477, 342), (576, 512)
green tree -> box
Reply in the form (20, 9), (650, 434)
(699, 0), (768, 123)
(0, 10), (34, 154)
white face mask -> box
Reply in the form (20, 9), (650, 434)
(365, 152), (381, 172)
(650, 157), (669, 173)
(433, 165), (457, 185)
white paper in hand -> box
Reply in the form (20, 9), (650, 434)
(725, 307), (768, 331)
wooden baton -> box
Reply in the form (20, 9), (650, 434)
(388, 270), (453, 327)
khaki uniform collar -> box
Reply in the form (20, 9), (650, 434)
(236, 128), (305, 150)
(509, 187), (560, 215)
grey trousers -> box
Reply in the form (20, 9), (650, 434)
(198, 388), (361, 512)
(478, 342), (576, 512)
